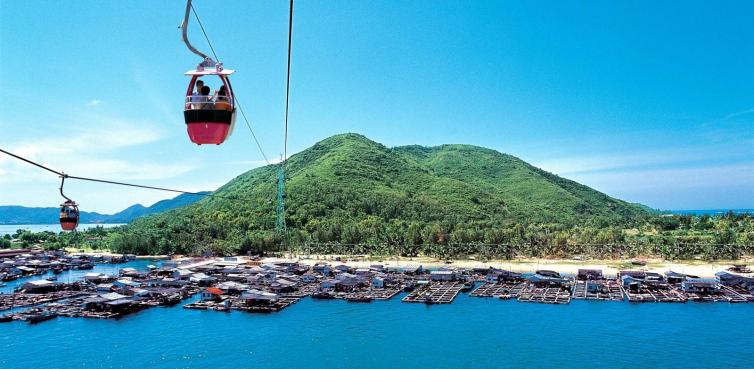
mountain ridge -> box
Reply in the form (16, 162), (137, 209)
(119, 133), (651, 255)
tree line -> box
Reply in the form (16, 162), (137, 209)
(3, 212), (752, 260)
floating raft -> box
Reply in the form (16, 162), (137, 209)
(721, 286), (754, 303)
(367, 288), (402, 300)
(470, 282), (525, 299)
(232, 297), (300, 313)
(518, 285), (571, 304)
(571, 279), (624, 301)
(0, 291), (92, 311)
(622, 287), (686, 303)
(185, 297), (300, 313)
(684, 288), (753, 303)
(402, 282), (463, 304)
(282, 284), (319, 298)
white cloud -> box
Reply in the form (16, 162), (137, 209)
(86, 99), (102, 107)
(559, 162), (754, 209)
(723, 107), (754, 120)
(0, 114), (195, 185)
(534, 144), (753, 177)
(569, 163), (754, 191)
(131, 66), (182, 124)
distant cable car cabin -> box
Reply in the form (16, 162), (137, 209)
(184, 66), (237, 145)
(59, 200), (79, 231)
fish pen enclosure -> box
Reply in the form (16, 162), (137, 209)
(402, 282), (464, 304)
(470, 282), (526, 300)
(517, 284), (572, 304)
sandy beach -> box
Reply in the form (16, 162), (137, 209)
(62, 249), (753, 278)
(264, 254), (754, 278)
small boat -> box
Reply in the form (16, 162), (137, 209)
(728, 265), (752, 273)
(461, 281), (475, 292)
(24, 311), (57, 324)
(536, 270), (562, 278)
(311, 291), (336, 300)
(46, 276), (58, 281)
(0, 314), (13, 323)
(403, 281), (416, 292)
(346, 295), (373, 303)
(424, 296), (434, 305)
(163, 295), (183, 306)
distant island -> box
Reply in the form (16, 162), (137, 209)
(0, 192), (208, 225)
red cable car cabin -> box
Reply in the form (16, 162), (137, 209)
(59, 200), (79, 231)
(184, 68), (237, 145)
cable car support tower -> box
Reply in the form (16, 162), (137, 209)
(276, 0), (294, 247)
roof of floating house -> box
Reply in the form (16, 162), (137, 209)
(217, 281), (250, 291)
(100, 292), (128, 301)
(619, 270), (646, 278)
(240, 289), (278, 300)
(431, 270), (455, 275)
(105, 299), (134, 306)
(274, 278), (296, 287)
(83, 296), (109, 304)
(577, 269), (603, 277)
(190, 272), (215, 281)
(529, 274), (567, 284)
(205, 287), (225, 295)
(685, 277), (719, 283)
(535, 270), (561, 278)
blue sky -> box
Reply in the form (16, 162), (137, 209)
(1, 0), (753, 213)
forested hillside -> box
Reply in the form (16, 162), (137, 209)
(109, 133), (654, 255)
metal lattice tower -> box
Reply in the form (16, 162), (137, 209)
(276, 163), (286, 233)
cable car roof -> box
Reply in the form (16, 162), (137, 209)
(185, 69), (235, 76)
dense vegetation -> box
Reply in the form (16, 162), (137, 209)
(3, 212), (753, 260)
(5, 134), (752, 260)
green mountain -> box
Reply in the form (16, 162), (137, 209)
(120, 133), (651, 255)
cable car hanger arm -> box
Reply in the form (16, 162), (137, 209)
(180, 0), (220, 71)
(59, 175), (72, 202)
(180, 0), (208, 60)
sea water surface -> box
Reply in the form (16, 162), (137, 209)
(0, 224), (124, 236)
(1, 261), (753, 369)
(0, 260), (159, 294)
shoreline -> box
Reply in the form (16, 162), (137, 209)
(61, 250), (752, 277)
(260, 254), (753, 278)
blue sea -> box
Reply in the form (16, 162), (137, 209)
(1, 262), (753, 368)
(0, 224), (124, 236)
(667, 209), (754, 216)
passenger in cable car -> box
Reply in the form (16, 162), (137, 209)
(60, 206), (75, 220)
(191, 79), (204, 98)
(189, 85), (211, 110)
(199, 85), (212, 109)
(212, 85), (231, 111)
(189, 80), (206, 109)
